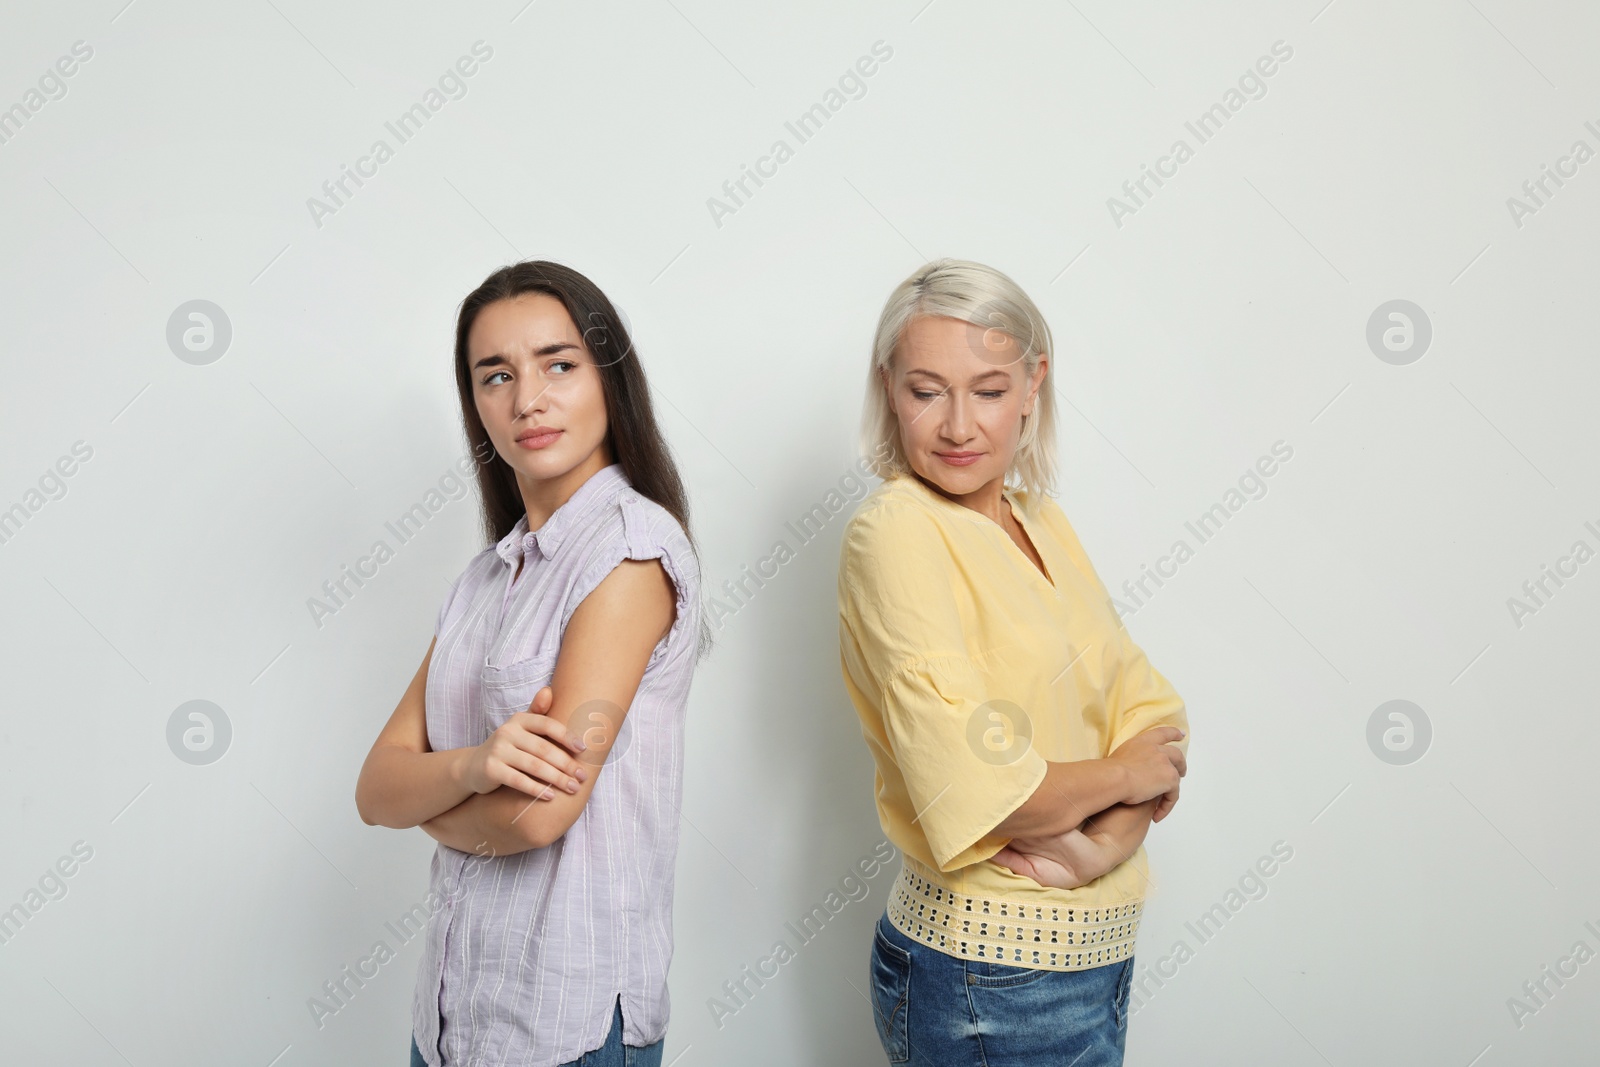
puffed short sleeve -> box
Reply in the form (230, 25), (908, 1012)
(839, 501), (1046, 871)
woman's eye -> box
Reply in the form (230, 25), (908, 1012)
(482, 371), (509, 386)
(549, 360), (577, 374)
(909, 388), (1003, 400)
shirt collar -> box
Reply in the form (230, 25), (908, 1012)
(495, 463), (631, 566)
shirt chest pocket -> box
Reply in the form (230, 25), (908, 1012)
(478, 648), (559, 737)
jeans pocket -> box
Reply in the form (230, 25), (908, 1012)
(621, 1039), (664, 1067)
(965, 951), (1055, 988)
(1113, 956), (1135, 1031)
(869, 921), (912, 1064)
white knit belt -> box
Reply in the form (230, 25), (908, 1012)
(886, 857), (1141, 971)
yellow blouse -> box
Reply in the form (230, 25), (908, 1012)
(837, 471), (1190, 970)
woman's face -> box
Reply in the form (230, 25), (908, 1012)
(882, 313), (1046, 500)
(468, 292), (611, 488)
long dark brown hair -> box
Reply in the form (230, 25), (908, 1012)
(452, 260), (710, 657)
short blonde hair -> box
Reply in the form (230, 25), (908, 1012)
(860, 257), (1058, 506)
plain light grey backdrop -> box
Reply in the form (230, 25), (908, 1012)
(3, 1), (1597, 1064)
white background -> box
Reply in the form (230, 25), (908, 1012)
(2, 1), (1597, 1064)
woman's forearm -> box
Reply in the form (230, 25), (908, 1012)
(358, 744), (477, 829)
(992, 797), (1160, 890)
(1083, 798), (1158, 860)
(994, 758), (1131, 839)
(421, 786), (542, 856)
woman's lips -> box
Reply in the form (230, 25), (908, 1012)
(517, 430), (562, 449)
(935, 451), (982, 466)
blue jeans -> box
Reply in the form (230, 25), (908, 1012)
(869, 910), (1134, 1066)
(410, 997), (663, 1067)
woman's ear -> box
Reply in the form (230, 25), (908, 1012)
(1024, 353), (1048, 414)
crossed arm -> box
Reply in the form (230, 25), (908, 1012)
(985, 728), (1185, 889)
(354, 558), (676, 854)
(983, 589), (1193, 888)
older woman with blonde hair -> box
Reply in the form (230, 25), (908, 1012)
(837, 258), (1191, 1065)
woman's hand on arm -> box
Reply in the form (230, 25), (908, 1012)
(1111, 724), (1186, 821)
(432, 557), (677, 853)
(417, 684), (600, 857)
(457, 685), (592, 801)
(419, 786), (546, 857)
(354, 637), (591, 831)
(991, 798), (1159, 890)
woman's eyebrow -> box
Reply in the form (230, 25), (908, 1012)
(904, 368), (1010, 384)
(471, 341), (582, 370)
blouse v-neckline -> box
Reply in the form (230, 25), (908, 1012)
(903, 473), (1057, 591)
(1002, 494), (1056, 590)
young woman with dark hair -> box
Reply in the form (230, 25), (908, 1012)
(356, 260), (710, 1067)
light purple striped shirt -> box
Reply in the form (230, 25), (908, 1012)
(411, 462), (701, 1067)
